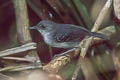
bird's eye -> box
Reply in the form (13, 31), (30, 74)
(41, 25), (46, 29)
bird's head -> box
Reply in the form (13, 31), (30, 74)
(29, 20), (56, 34)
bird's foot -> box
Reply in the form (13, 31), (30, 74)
(52, 48), (76, 60)
(52, 53), (70, 60)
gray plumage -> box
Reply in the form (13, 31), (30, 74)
(29, 20), (106, 48)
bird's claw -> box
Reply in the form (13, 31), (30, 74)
(52, 54), (70, 60)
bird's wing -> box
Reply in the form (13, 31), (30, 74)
(53, 24), (90, 42)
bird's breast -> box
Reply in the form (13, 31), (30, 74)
(43, 33), (55, 45)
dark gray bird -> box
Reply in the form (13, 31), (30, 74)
(29, 20), (107, 48)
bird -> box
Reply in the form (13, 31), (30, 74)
(29, 20), (107, 48)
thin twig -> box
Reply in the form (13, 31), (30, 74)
(0, 64), (42, 72)
(1, 57), (34, 62)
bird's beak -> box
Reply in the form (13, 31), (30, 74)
(29, 26), (36, 30)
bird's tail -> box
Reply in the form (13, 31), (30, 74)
(90, 32), (108, 40)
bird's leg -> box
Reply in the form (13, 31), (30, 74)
(52, 48), (76, 59)
(48, 46), (53, 59)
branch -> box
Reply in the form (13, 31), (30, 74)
(0, 42), (36, 57)
(12, 0), (40, 63)
(72, 58), (99, 80)
(114, 0), (120, 19)
(13, 0), (31, 44)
